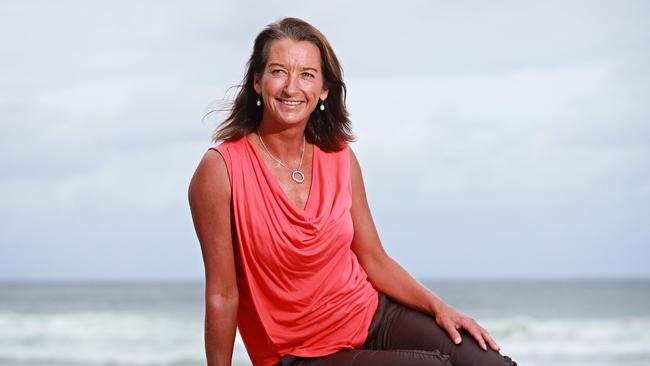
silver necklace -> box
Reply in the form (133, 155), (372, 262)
(256, 131), (306, 184)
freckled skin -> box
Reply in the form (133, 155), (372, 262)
(249, 39), (329, 210)
(251, 150), (313, 211)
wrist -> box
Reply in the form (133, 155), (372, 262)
(427, 295), (447, 316)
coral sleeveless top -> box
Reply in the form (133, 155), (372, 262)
(210, 136), (379, 366)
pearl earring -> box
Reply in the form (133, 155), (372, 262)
(319, 100), (326, 111)
(256, 95), (261, 107)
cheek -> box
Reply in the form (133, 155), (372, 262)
(303, 83), (324, 100)
(260, 77), (284, 94)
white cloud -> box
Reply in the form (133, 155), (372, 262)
(1, 0), (648, 280)
(349, 61), (649, 194)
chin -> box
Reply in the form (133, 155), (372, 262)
(271, 114), (309, 126)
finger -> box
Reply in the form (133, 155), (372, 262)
(466, 325), (487, 351)
(482, 329), (500, 352)
(444, 322), (462, 345)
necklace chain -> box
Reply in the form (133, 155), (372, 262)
(256, 131), (306, 184)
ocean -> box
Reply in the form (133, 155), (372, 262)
(0, 280), (648, 366)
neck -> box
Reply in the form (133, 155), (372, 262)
(256, 120), (307, 162)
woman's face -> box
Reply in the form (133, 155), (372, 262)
(254, 38), (329, 128)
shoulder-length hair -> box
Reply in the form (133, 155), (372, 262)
(211, 17), (354, 152)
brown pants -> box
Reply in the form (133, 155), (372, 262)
(281, 292), (517, 366)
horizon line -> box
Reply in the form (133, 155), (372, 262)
(1, 275), (649, 285)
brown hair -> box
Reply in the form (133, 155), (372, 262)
(210, 17), (354, 152)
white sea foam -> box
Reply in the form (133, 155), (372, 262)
(1, 311), (649, 366)
(0, 311), (250, 366)
(483, 316), (650, 363)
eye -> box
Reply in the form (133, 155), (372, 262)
(302, 72), (315, 78)
(271, 69), (286, 75)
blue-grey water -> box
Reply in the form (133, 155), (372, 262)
(1, 280), (648, 366)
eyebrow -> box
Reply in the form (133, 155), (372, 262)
(268, 62), (320, 73)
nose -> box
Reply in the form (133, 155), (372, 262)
(283, 72), (299, 95)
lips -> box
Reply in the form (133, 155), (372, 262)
(278, 98), (304, 106)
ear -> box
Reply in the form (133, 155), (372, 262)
(253, 73), (262, 94)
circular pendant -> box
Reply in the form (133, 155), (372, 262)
(291, 170), (305, 183)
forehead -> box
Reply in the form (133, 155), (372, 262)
(265, 38), (322, 69)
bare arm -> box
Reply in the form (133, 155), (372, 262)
(189, 149), (239, 366)
(348, 148), (499, 352)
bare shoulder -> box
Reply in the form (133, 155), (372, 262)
(347, 145), (363, 182)
(348, 145), (369, 209)
(188, 148), (231, 207)
(347, 144), (359, 165)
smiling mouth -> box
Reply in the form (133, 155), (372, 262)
(278, 98), (304, 106)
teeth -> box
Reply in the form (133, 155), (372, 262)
(281, 100), (302, 105)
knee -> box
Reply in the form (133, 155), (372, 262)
(452, 330), (517, 366)
(479, 349), (517, 366)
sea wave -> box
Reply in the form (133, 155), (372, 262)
(1, 312), (649, 365)
(0, 311), (249, 366)
(483, 316), (650, 362)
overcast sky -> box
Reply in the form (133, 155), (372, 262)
(1, 0), (648, 281)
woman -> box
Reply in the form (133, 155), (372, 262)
(189, 17), (517, 366)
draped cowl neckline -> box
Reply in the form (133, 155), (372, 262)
(243, 135), (319, 215)
(242, 136), (333, 229)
